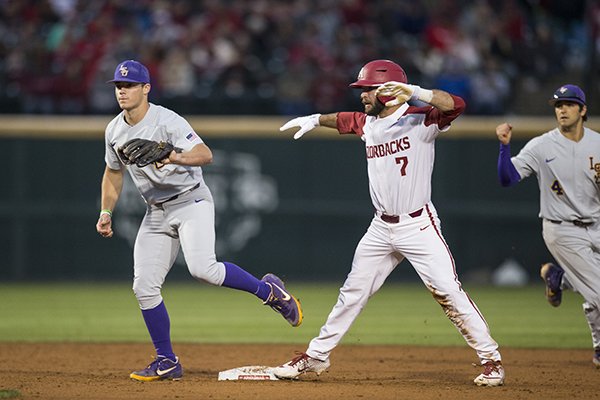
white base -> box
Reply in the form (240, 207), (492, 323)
(218, 365), (279, 381)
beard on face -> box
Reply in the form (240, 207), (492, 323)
(366, 99), (385, 116)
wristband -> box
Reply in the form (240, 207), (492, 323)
(100, 209), (112, 217)
(310, 113), (321, 126)
(411, 86), (434, 103)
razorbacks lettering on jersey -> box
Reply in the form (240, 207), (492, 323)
(510, 127), (600, 222)
(335, 96), (465, 216)
(104, 103), (204, 205)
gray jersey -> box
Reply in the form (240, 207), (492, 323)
(104, 103), (205, 205)
(511, 127), (600, 222)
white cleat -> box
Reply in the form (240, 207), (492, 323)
(474, 361), (505, 387)
(273, 352), (330, 379)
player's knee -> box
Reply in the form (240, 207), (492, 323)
(189, 260), (225, 286)
(132, 280), (163, 310)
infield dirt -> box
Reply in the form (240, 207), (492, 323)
(1, 343), (598, 400)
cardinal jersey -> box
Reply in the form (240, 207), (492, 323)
(336, 96), (465, 216)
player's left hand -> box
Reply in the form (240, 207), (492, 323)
(375, 81), (416, 107)
(119, 138), (180, 168)
(280, 114), (321, 140)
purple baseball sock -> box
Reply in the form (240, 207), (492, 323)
(222, 262), (271, 301)
(141, 301), (176, 361)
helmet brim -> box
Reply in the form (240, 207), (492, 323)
(107, 78), (149, 84)
(349, 80), (382, 88)
(548, 97), (585, 107)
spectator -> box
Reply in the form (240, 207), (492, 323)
(469, 57), (510, 115)
(0, 0), (592, 115)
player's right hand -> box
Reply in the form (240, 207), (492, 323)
(375, 81), (414, 107)
(96, 214), (113, 238)
(279, 114), (321, 140)
(496, 123), (512, 145)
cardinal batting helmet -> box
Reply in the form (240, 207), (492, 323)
(349, 60), (408, 88)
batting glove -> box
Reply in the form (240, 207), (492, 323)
(279, 113), (321, 140)
(376, 81), (434, 107)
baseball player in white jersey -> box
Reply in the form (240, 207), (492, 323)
(95, 60), (303, 382)
(496, 84), (600, 368)
(273, 60), (504, 386)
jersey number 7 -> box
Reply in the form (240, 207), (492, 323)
(395, 156), (408, 176)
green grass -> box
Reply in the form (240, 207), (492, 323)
(0, 282), (591, 348)
(0, 389), (21, 399)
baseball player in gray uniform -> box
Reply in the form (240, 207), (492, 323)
(95, 60), (303, 382)
(496, 84), (600, 368)
(273, 60), (504, 386)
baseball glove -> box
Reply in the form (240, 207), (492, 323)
(118, 138), (179, 168)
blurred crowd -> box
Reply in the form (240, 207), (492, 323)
(0, 0), (595, 116)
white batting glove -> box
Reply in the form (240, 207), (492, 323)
(279, 113), (321, 140)
(375, 81), (434, 107)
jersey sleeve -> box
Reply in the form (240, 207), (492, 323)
(498, 143), (522, 186)
(336, 112), (366, 136)
(104, 118), (123, 170)
(423, 94), (465, 130)
(409, 94), (465, 142)
(511, 136), (542, 179)
(165, 113), (204, 151)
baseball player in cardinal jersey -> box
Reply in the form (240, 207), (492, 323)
(96, 60), (303, 382)
(274, 59), (504, 386)
(497, 84), (600, 368)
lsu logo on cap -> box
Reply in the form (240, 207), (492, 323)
(108, 60), (150, 84)
(119, 65), (129, 77)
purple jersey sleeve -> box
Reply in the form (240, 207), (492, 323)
(498, 143), (521, 187)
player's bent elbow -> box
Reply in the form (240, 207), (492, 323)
(196, 146), (213, 166)
(202, 153), (213, 165)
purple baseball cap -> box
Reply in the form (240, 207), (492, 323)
(107, 60), (150, 84)
(548, 84), (586, 106)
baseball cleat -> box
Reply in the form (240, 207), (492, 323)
(594, 350), (600, 368)
(262, 273), (303, 327)
(540, 262), (564, 307)
(272, 352), (330, 379)
(130, 356), (183, 382)
(473, 360), (504, 387)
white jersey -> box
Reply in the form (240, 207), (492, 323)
(104, 103), (205, 205)
(511, 127), (600, 222)
(336, 100), (463, 216)
(307, 95), (502, 365)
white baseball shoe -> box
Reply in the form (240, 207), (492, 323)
(473, 360), (504, 387)
(272, 352), (330, 379)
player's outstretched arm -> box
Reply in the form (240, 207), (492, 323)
(280, 113), (338, 140)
